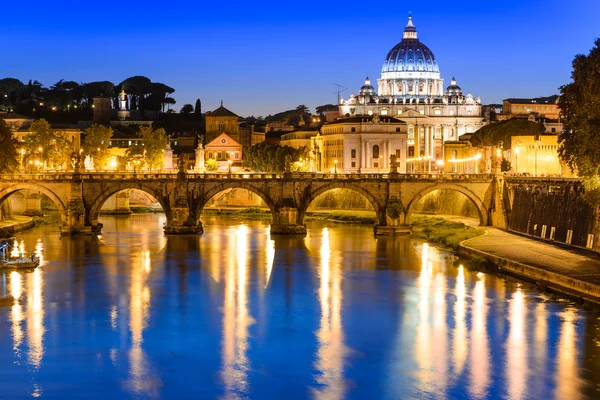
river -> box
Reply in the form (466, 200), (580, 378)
(0, 214), (599, 399)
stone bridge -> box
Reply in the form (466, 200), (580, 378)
(0, 171), (572, 236)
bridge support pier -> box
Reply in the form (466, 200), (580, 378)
(164, 206), (203, 235)
(61, 196), (92, 236)
(271, 207), (307, 235)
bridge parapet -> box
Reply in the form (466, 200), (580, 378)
(0, 171), (513, 237)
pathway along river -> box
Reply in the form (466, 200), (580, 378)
(1, 214), (600, 399)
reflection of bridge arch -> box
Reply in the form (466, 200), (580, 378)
(299, 182), (385, 225)
(404, 183), (487, 225)
(87, 183), (171, 228)
(196, 182), (278, 222)
(0, 183), (68, 224)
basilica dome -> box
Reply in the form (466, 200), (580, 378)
(358, 77), (376, 96)
(445, 77), (462, 96)
(381, 15), (439, 74)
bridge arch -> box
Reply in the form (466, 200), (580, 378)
(87, 183), (171, 228)
(0, 183), (68, 224)
(404, 183), (488, 226)
(196, 182), (277, 221)
(299, 182), (385, 225)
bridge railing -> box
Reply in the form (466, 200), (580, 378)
(0, 171), (500, 181)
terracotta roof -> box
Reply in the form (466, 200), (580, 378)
(207, 105), (238, 118)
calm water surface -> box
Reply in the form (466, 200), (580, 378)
(1, 214), (600, 399)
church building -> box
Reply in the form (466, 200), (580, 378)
(334, 14), (484, 172)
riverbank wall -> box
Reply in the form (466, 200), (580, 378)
(459, 233), (600, 304)
(0, 217), (35, 239)
(507, 182), (600, 252)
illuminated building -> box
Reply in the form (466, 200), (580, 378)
(205, 133), (243, 171)
(337, 15), (483, 171)
(311, 115), (408, 173)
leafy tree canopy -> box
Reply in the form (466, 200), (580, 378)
(180, 104), (194, 114)
(469, 118), (545, 148)
(194, 99), (202, 114)
(82, 124), (114, 169)
(558, 38), (600, 175)
(315, 104), (338, 114)
(0, 118), (19, 173)
(243, 142), (308, 173)
(127, 125), (168, 170)
(25, 119), (73, 169)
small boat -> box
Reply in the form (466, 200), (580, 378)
(0, 242), (40, 269)
(1, 256), (40, 269)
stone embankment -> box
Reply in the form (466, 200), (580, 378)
(0, 216), (35, 238)
(460, 228), (600, 304)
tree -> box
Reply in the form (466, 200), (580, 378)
(206, 158), (218, 171)
(315, 104), (337, 115)
(0, 78), (23, 110)
(119, 76), (153, 115)
(82, 124), (114, 169)
(243, 142), (308, 173)
(558, 39), (600, 176)
(181, 104), (194, 114)
(127, 125), (168, 170)
(24, 119), (72, 169)
(194, 99), (202, 114)
(0, 118), (19, 173)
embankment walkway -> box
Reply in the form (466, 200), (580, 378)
(460, 227), (600, 302)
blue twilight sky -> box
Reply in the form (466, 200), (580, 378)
(1, 0), (598, 116)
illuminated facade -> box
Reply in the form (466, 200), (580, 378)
(312, 115), (408, 173)
(338, 15), (483, 170)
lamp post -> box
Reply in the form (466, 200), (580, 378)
(334, 159), (338, 174)
(228, 159), (232, 173)
(379, 155), (382, 174)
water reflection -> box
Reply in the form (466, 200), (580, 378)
(313, 227), (347, 399)
(506, 287), (527, 400)
(555, 309), (581, 399)
(221, 225), (254, 398)
(469, 274), (490, 399)
(0, 215), (599, 399)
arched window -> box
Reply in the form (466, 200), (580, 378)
(372, 145), (380, 158)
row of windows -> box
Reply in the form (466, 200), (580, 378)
(207, 151), (239, 160)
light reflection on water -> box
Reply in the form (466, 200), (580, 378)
(0, 214), (599, 399)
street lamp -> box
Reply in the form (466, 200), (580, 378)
(379, 155), (382, 174)
(334, 159), (338, 174)
(228, 159), (232, 173)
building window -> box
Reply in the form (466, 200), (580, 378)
(351, 149), (356, 158)
(551, 127), (556, 133)
(408, 127), (414, 139)
(372, 145), (380, 158)
(467, 109), (472, 115)
(351, 127), (356, 132)
(396, 149), (401, 159)
(396, 127), (401, 132)
(368, 110), (373, 115)
(374, 162), (379, 168)
(450, 110), (455, 115)
(408, 147), (415, 157)
(381, 110), (388, 115)
(351, 161), (356, 168)
(434, 109), (441, 115)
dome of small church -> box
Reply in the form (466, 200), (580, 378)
(358, 77), (376, 96)
(381, 15), (439, 74)
(444, 77), (462, 96)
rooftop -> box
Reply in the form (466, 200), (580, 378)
(504, 95), (559, 105)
